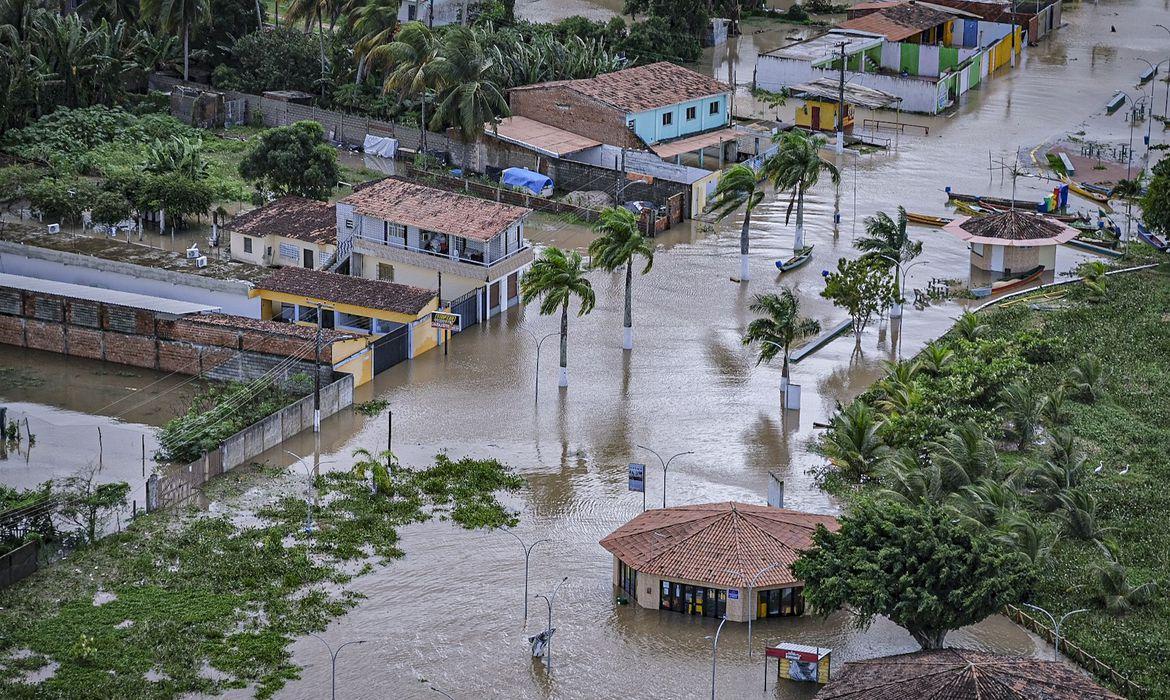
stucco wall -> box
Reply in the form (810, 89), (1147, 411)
(628, 94), (729, 145)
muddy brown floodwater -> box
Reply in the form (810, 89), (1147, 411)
(263, 3), (1167, 698)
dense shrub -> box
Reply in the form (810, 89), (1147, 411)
(212, 28), (325, 96)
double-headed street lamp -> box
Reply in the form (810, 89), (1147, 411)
(636, 445), (694, 509)
(707, 616), (729, 700)
(534, 576), (569, 674)
(521, 327), (559, 404)
(307, 633), (367, 700)
(285, 449), (336, 536)
(1156, 25), (1170, 119)
(503, 529), (549, 625)
(724, 563), (782, 658)
(1136, 59), (1166, 146)
(877, 255), (929, 319)
(1024, 603), (1088, 661)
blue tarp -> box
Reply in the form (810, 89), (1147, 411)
(501, 167), (553, 195)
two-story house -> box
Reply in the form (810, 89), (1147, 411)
(336, 178), (533, 329)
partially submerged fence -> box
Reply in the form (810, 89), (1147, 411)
(1003, 604), (1145, 697)
(0, 541), (38, 589)
(146, 374), (354, 512)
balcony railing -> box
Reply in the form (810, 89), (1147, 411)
(351, 232), (531, 269)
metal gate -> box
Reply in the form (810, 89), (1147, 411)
(373, 325), (410, 373)
(225, 98), (246, 127)
(450, 289), (480, 332)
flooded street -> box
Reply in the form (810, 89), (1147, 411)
(266, 2), (1170, 697)
(1, 0), (1165, 696)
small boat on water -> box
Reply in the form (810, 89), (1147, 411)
(970, 265), (1045, 298)
(1065, 237), (1124, 257)
(776, 245), (814, 272)
(1061, 176), (1111, 207)
(952, 200), (984, 216)
(906, 212), (952, 227)
(1137, 224), (1169, 252)
(947, 191), (1046, 210)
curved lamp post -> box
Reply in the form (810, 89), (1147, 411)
(707, 616), (729, 700)
(724, 563), (783, 658)
(636, 445), (695, 509)
(521, 327), (559, 404)
(534, 576), (569, 674)
(1155, 25), (1170, 119)
(285, 450), (336, 536)
(307, 633), (367, 700)
(1023, 603), (1088, 661)
(1136, 58), (1166, 147)
(503, 529), (550, 625)
(877, 255), (929, 319)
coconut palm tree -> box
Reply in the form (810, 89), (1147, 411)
(520, 247), (595, 388)
(588, 206), (653, 351)
(929, 421), (999, 492)
(1080, 260), (1108, 301)
(1066, 354), (1104, 402)
(742, 287), (820, 394)
(820, 400), (888, 482)
(763, 129), (840, 250)
(706, 163), (764, 281)
(917, 342), (954, 375)
(344, 0), (399, 84)
(428, 25), (509, 171)
(1058, 489), (1111, 542)
(351, 446), (395, 493)
(369, 21), (439, 154)
(284, 0), (332, 95)
(880, 448), (942, 505)
(139, 0), (210, 81)
(998, 381), (1045, 451)
(856, 206), (922, 314)
(1091, 555), (1160, 614)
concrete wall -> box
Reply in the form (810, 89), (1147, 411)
(509, 85), (644, 149)
(398, 0), (463, 25)
(0, 241), (258, 317)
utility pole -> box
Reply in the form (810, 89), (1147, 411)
(836, 41), (847, 155)
(314, 302), (323, 433)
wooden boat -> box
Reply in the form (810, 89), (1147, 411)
(947, 191), (1046, 209)
(970, 265), (1045, 298)
(776, 245), (814, 272)
(952, 200), (985, 216)
(1061, 176), (1111, 206)
(1065, 237), (1124, 258)
(1137, 224), (1169, 252)
(905, 212), (952, 227)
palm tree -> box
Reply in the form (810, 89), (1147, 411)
(819, 401), (888, 482)
(952, 310), (989, 342)
(1042, 383), (1072, 427)
(284, 0), (331, 95)
(520, 247), (595, 388)
(917, 343), (954, 375)
(139, 0), (210, 81)
(880, 448), (942, 505)
(764, 129), (840, 250)
(345, 0), (399, 84)
(1080, 260), (1108, 301)
(351, 446), (395, 493)
(370, 21), (439, 154)
(706, 163), (764, 281)
(1058, 489), (1111, 542)
(856, 206), (922, 314)
(588, 206), (653, 351)
(929, 421), (999, 493)
(1091, 555), (1160, 614)
(998, 381), (1045, 451)
(428, 25), (510, 171)
(1066, 354), (1104, 402)
(995, 511), (1055, 565)
(742, 287), (820, 394)
(952, 479), (1018, 528)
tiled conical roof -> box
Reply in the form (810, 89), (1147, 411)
(599, 502), (838, 589)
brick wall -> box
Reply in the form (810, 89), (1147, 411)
(0, 285), (332, 385)
(509, 86), (644, 150)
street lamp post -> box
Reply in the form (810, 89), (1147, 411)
(1023, 603), (1088, 661)
(521, 327), (559, 404)
(534, 577), (569, 674)
(285, 449), (335, 535)
(636, 445), (695, 509)
(757, 339), (800, 411)
(708, 616), (729, 700)
(1136, 59), (1164, 147)
(307, 633), (367, 700)
(724, 563), (782, 657)
(1156, 25), (1170, 119)
(877, 255), (928, 319)
(503, 529), (550, 625)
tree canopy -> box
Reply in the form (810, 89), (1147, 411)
(821, 255), (898, 347)
(238, 120), (339, 199)
(1141, 158), (1170, 236)
(794, 499), (1036, 649)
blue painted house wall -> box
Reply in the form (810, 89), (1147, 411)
(627, 94), (730, 145)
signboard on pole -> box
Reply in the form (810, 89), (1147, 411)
(430, 311), (460, 331)
(767, 472), (785, 509)
(628, 463), (645, 492)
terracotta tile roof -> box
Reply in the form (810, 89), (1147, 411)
(187, 312), (355, 343)
(256, 266), (436, 316)
(838, 2), (955, 41)
(226, 196), (336, 245)
(599, 502), (838, 589)
(340, 177), (529, 242)
(815, 649), (1124, 699)
(510, 62), (731, 114)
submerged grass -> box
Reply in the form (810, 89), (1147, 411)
(0, 454), (522, 698)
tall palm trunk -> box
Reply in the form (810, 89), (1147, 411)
(623, 259), (633, 350)
(558, 300), (569, 387)
(316, 10), (326, 98)
(275, 0), (279, 26)
(781, 346), (790, 388)
(739, 207), (751, 280)
(891, 264), (903, 317)
(794, 183), (805, 249)
(355, 54), (365, 84)
(183, 23), (189, 81)
(419, 96), (428, 154)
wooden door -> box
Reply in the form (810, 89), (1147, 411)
(811, 106), (821, 131)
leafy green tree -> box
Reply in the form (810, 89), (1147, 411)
(856, 206), (922, 311)
(520, 247), (595, 388)
(57, 465), (131, 544)
(764, 129), (840, 249)
(139, 0), (211, 81)
(136, 173), (213, 228)
(706, 163), (764, 281)
(283, 0), (333, 94)
(26, 177), (98, 222)
(90, 189), (133, 227)
(819, 400), (888, 483)
(1141, 158), (1170, 236)
(794, 499), (1036, 649)
(622, 16), (701, 63)
(213, 28), (323, 94)
(742, 288), (820, 390)
(820, 255), (897, 349)
(195, 0), (264, 64)
(369, 21), (440, 153)
(428, 25), (510, 170)
(238, 121), (339, 199)
(588, 206), (654, 351)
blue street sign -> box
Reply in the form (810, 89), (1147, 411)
(628, 463), (645, 493)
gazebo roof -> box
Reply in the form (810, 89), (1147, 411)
(814, 649), (1124, 700)
(598, 502), (838, 589)
(942, 210), (1079, 247)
